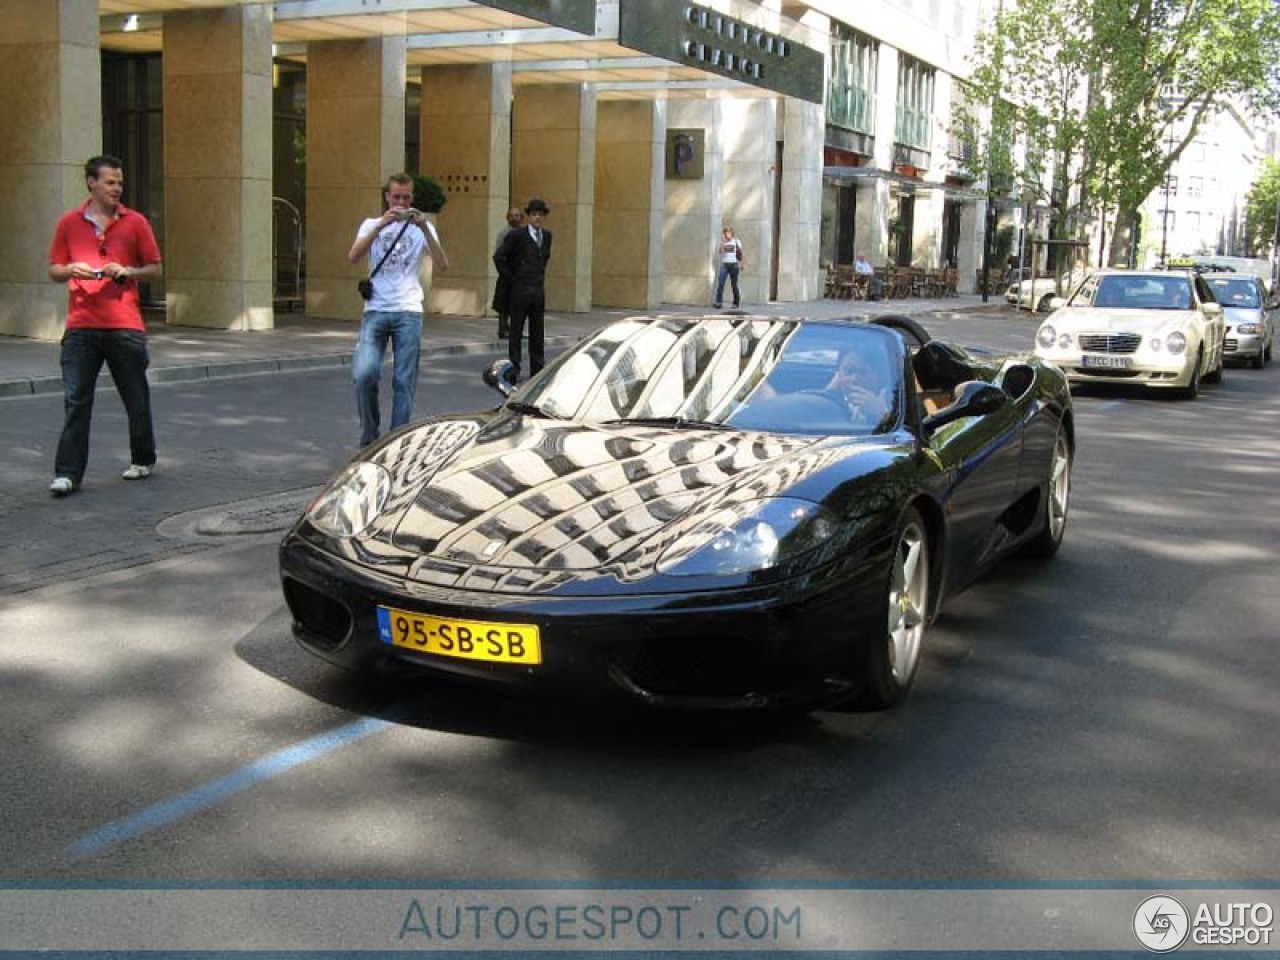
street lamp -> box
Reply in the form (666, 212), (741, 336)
(1158, 118), (1177, 266)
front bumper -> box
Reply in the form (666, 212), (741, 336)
(1224, 333), (1266, 362)
(1033, 350), (1194, 388)
(278, 533), (886, 710)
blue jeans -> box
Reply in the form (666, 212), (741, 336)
(55, 328), (155, 483)
(353, 310), (423, 446)
(714, 262), (740, 307)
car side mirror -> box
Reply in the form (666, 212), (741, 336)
(1047, 297), (1065, 311)
(1202, 302), (1223, 317)
(483, 359), (517, 398)
(922, 381), (1009, 434)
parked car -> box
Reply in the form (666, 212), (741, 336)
(1202, 273), (1274, 369)
(1006, 271), (1086, 312)
(1034, 269), (1226, 398)
(280, 314), (1074, 713)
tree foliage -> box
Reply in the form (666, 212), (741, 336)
(1244, 156), (1280, 255)
(960, 0), (1280, 265)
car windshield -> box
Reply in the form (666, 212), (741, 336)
(1088, 275), (1192, 310)
(1207, 277), (1260, 308)
(513, 317), (905, 436)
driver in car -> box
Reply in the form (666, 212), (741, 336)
(825, 347), (892, 425)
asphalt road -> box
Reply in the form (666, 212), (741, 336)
(2, 309), (1278, 890)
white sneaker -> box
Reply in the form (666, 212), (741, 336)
(122, 464), (152, 480)
(49, 477), (77, 497)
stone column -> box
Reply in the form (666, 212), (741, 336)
(0, 0), (100, 340)
(717, 99), (776, 308)
(855, 183), (893, 267)
(594, 100), (663, 309)
(958, 202), (983, 294)
(512, 85), (596, 313)
(306, 38), (406, 321)
(163, 5), (273, 330)
(664, 99), (719, 306)
(776, 96), (825, 302)
(418, 63), (513, 317)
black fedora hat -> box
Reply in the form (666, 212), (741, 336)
(525, 197), (550, 214)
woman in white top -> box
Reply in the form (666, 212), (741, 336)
(713, 226), (744, 309)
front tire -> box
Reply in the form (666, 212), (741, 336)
(1022, 427), (1072, 558)
(857, 507), (930, 710)
(1177, 351), (1202, 400)
(1203, 345), (1224, 384)
(1037, 292), (1056, 313)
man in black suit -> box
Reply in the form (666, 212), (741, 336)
(493, 197), (552, 380)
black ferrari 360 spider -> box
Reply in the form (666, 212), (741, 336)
(279, 314), (1073, 711)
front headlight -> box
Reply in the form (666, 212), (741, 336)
(306, 461), (392, 538)
(1236, 322), (1262, 334)
(1036, 324), (1057, 349)
(656, 498), (839, 576)
(1165, 331), (1187, 355)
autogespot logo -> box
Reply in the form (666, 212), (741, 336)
(1134, 895), (1191, 952)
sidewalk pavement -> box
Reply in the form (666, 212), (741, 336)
(0, 293), (1008, 398)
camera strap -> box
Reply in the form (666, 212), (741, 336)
(368, 220), (412, 279)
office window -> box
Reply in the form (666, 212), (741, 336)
(895, 56), (934, 150)
(827, 24), (877, 134)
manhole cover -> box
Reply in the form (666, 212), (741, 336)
(157, 488), (320, 540)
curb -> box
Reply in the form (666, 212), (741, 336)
(0, 334), (587, 398)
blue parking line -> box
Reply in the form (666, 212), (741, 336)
(65, 714), (396, 861)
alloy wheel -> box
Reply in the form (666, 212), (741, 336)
(886, 516), (928, 684)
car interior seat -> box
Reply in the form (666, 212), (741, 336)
(912, 341), (976, 414)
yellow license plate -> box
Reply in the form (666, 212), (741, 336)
(376, 606), (541, 665)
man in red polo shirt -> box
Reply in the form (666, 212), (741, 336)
(47, 155), (163, 497)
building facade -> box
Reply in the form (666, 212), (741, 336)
(813, 0), (991, 291)
(1, 0), (999, 340)
(1142, 101), (1261, 267)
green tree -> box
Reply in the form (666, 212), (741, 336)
(1244, 157), (1280, 255)
(412, 174), (446, 214)
(961, 0), (1280, 266)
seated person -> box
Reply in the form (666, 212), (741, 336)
(855, 252), (886, 300)
(817, 346), (893, 426)
(1162, 281), (1191, 309)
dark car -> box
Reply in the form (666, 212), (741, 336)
(279, 314), (1074, 712)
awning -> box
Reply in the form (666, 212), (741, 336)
(824, 166), (988, 200)
(100, 0), (826, 103)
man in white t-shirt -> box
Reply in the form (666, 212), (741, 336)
(347, 173), (449, 447)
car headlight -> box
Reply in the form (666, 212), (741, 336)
(1236, 322), (1262, 334)
(306, 461), (392, 538)
(1036, 324), (1057, 349)
(656, 498), (839, 576)
(1165, 331), (1187, 355)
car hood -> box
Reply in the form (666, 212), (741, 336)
(1222, 306), (1264, 325)
(324, 412), (904, 593)
(1049, 306), (1200, 333)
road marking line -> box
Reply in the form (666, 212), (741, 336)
(65, 714), (395, 861)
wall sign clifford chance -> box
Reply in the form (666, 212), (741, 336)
(618, 0), (823, 104)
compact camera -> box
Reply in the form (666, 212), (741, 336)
(393, 207), (418, 221)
